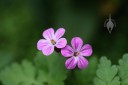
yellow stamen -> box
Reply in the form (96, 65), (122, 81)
(51, 40), (56, 45)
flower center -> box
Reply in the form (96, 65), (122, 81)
(51, 39), (56, 45)
(74, 52), (79, 57)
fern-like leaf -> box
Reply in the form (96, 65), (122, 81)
(94, 57), (120, 85)
(0, 60), (44, 85)
(35, 52), (68, 85)
(118, 54), (128, 85)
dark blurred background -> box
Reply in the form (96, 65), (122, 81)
(0, 0), (128, 72)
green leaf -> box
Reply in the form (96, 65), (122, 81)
(73, 57), (98, 85)
(94, 57), (120, 85)
(0, 60), (44, 85)
(35, 52), (68, 85)
(118, 54), (128, 85)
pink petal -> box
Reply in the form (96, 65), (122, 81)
(42, 45), (54, 56)
(43, 28), (54, 40)
(37, 39), (50, 50)
(71, 37), (83, 51)
(55, 38), (67, 48)
(61, 45), (74, 57)
(80, 44), (92, 57)
(65, 57), (77, 69)
(55, 28), (65, 40)
(78, 56), (88, 69)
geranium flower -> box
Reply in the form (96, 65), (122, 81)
(37, 28), (67, 56)
(61, 37), (92, 69)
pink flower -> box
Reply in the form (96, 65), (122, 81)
(61, 37), (92, 70)
(37, 28), (67, 56)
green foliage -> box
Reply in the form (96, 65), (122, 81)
(0, 60), (42, 85)
(34, 52), (68, 85)
(118, 54), (128, 85)
(74, 57), (98, 85)
(0, 52), (68, 85)
(94, 57), (120, 85)
(3, 52), (128, 85)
